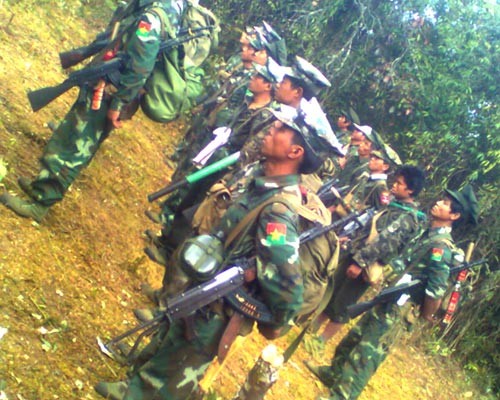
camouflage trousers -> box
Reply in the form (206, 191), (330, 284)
(327, 302), (406, 400)
(30, 88), (111, 206)
(123, 310), (226, 400)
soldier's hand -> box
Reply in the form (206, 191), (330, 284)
(107, 109), (123, 129)
(346, 264), (363, 279)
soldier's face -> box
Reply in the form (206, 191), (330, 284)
(252, 49), (268, 66)
(391, 175), (413, 200)
(350, 129), (365, 145)
(261, 120), (297, 160)
(368, 155), (389, 173)
(240, 34), (256, 67)
(275, 77), (301, 105)
(430, 197), (461, 222)
(337, 116), (350, 130)
(357, 138), (372, 157)
(248, 74), (271, 94)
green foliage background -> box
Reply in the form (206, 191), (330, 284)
(210, 0), (499, 394)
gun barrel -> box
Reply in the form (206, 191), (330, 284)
(147, 151), (240, 202)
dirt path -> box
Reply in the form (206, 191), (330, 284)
(0, 2), (484, 399)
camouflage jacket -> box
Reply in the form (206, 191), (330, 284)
(396, 227), (459, 300)
(109, 0), (184, 111)
(214, 164), (304, 327)
(337, 156), (369, 187)
(346, 172), (389, 211)
(351, 200), (426, 270)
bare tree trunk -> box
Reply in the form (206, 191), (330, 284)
(233, 344), (284, 400)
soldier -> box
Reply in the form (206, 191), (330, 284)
(314, 165), (427, 345)
(307, 185), (479, 400)
(144, 59), (283, 265)
(0, 0), (193, 222)
(332, 144), (401, 217)
(336, 124), (384, 187)
(173, 22), (286, 162)
(336, 109), (360, 148)
(95, 109), (331, 400)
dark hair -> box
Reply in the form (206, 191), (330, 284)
(288, 76), (314, 101)
(395, 165), (425, 197)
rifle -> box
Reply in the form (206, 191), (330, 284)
(28, 30), (214, 112)
(27, 57), (125, 112)
(60, 25), (216, 69)
(316, 178), (349, 206)
(298, 207), (375, 243)
(346, 259), (487, 319)
(100, 205), (373, 362)
(147, 151), (241, 202)
(99, 261), (253, 362)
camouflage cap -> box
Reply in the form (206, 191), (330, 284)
(445, 184), (479, 225)
(282, 56), (331, 96)
(371, 144), (402, 167)
(248, 21), (288, 65)
(253, 57), (283, 83)
(352, 123), (384, 150)
(270, 109), (328, 174)
(339, 107), (361, 125)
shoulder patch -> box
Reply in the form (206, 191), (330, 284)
(431, 247), (444, 261)
(266, 222), (287, 246)
(380, 190), (391, 205)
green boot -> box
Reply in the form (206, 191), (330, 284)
(304, 360), (336, 387)
(0, 192), (49, 222)
(94, 381), (127, 400)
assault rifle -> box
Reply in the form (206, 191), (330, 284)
(316, 177), (349, 206)
(60, 25), (215, 69)
(147, 151), (241, 202)
(100, 206), (373, 362)
(346, 259), (487, 319)
(299, 207), (375, 243)
(28, 31), (212, 112)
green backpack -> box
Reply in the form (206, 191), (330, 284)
(140, 1), (219, 122)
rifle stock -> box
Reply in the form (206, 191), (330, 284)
(27, 57), (124, 112)
(27, 81), (76, 112)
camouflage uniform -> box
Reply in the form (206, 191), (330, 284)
(336, 156), (368, 188)
(324, 200), (425, 324)
(160, 97), (275, 226)
(28, 1), (184, 206)
(325, 226), (455, 399)
(122, 163), (304, 399)
(343, 172), (389, 212)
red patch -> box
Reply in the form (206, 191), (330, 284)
(265, 222), (287, 245)
(380, 190), (391, 205)
(431, 247), (444, 261)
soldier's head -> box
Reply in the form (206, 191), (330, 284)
(248, 21), (288, 66)
(432, 185), (479, 227)
(337, 108), (360, 131)
(352, 124), (384, 157)
(391, 165), (425, 201)
(275, 56), (330, 107)
(261, 111), (326, 174)
(369, 145), (401, 174)
(240, 28), (258, 68)
(248, 58), (283, 96)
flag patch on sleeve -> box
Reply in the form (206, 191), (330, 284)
(137, 20), (152, 37)
(266, 222), (287, 246)
(431, 247), (444, 261)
